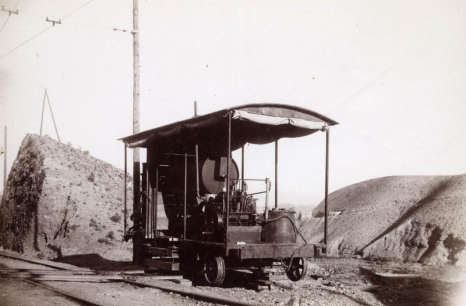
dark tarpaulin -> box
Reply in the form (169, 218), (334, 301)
(120, 103), (338, 155)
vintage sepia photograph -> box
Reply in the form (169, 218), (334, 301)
(0, 1), (465, 305)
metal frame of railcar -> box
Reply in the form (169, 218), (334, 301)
(120, 104), (337, 279)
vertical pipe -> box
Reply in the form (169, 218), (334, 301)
(145, 164), (150, 238)
(132, 161), (140, 265)
(133, 163), (140, 226)
(241, 145), (244, 182)
(124, 145), (127, 235)
(265, 178), (270, 220)
(154, 168), (159, 237)
(183, 153), (187, 241)
(324, 129), (330, 247)
(195, 145), (200, 198)
(225, 112), (232, 256)
(142, 164), (147, 238)
(275, 140), (278, 209)
(150, 185), (157, 238)
(194, 101), (198, 117)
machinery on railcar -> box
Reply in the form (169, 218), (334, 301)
(120, 104), (338, 286)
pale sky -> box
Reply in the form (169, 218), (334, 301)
(1, 0), (466, 207)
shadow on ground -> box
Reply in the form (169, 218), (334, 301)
(54, 253), (137, 270)
(361, 268), (464, 306)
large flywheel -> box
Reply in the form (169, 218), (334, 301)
(204, 256), (226, 286)
(285, 257), (308, 282)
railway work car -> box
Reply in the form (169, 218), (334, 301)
(120, 103), (338, 286)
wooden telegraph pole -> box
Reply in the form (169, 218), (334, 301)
(2, 127), (5, 193)
(132, 0), (142, 265)
(39, 89), (61, 143)
(1, 126), (7, 246)
(133, 0), (140, 162)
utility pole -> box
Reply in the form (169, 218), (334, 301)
(39, 89), (61, 143)
(133, 0), (140, 161)
(132, 0), (142, 265)
(1, 126), (7, 246)
(2, 127), (5, 192)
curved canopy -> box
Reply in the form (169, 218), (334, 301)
(120, 103), (338, 155)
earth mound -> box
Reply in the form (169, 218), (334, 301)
(0, 134), (133, 261)
(299, 175), (466, 265)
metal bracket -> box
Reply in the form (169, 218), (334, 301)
(1, 6), (18, 16)
(46, 17), (61, 26)
(113, 28), (130, 33)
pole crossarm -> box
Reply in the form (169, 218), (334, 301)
(46, 17), (62, 26)
(1, 6), (18, 16)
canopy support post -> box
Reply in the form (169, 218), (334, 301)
(183, 153), (187, 242)
(154, 167), (159, 238)
(265, 178), (270, 220)
(124, 145), (127, 235)
(275, 140), (278, 209)
(196, 145), (200, 198)
(142, 163), (147, 237)
(241, 145), (244, 192)
(132, 160), (141, 265)
(324, 129), (330, 247)
(225, 112), (232, 257)
(241, 145), (244, 181)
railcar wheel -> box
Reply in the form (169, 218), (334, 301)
(286, 257), (308, 282)
(204, 256), (226, 286)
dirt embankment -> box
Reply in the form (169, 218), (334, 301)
(0, 134), (133, 262)
(300, 175), (466, 265)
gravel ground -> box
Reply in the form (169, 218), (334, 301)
(1, 255), (466, 306)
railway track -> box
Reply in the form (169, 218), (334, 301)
(22, 279), (105, 306)
(0, 251), (264, 306)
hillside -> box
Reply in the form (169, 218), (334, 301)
(0, 134), (133, 262)
(299, 175), (466, 265)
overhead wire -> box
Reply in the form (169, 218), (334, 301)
(0, 0), (21, 36)
(61, 0), (95, 20)
(0, 0), (102, 61)
(0, 25), (53, 61)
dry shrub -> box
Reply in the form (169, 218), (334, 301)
(110, 213), (121, 223)
(97, 238), (114, 245)
(106, 231), (115, 240)
(87, 172), (95, 182)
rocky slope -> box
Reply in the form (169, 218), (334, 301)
(0, 134), (133, 261)
(299, 175), (466, 265)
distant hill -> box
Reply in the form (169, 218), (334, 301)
(299, 175), (466, 265)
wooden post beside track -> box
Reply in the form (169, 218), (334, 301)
(324, 129), (330, 247)
(1, 126), (6, 246)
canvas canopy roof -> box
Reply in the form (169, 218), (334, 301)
(120, 103), (338, 155)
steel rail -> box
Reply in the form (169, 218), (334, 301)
(124, 280), (265, 306)
(22, 279), (105, 306)
(0, 251), (78, 270)
(1, 251), (260, 305)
